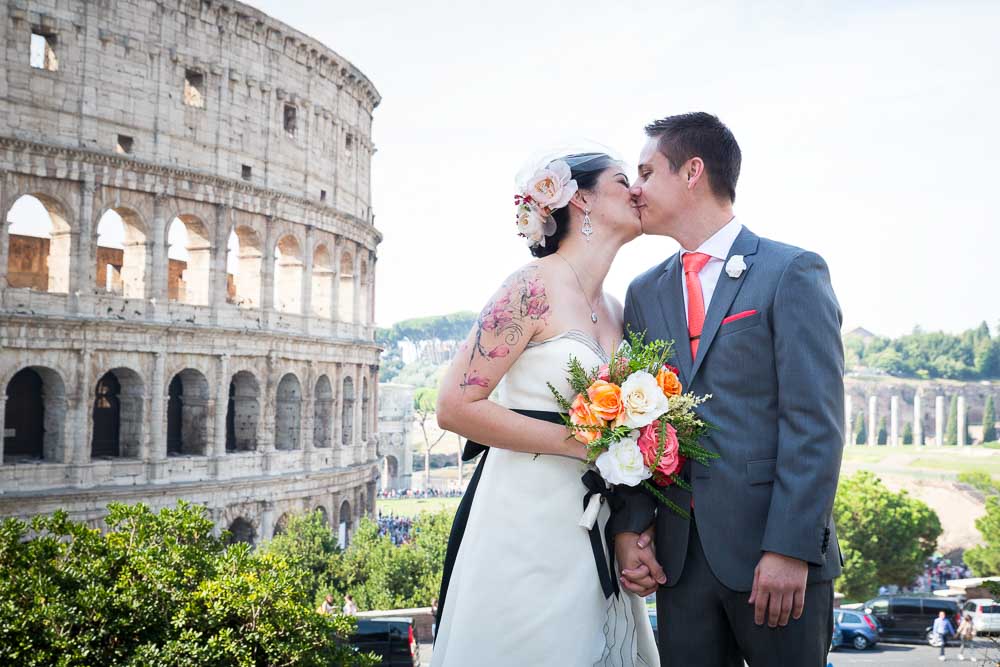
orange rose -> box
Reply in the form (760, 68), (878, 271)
(569, 394), (603, 444)
(586, 380), (624, 422)
(656, 367), (682, 397)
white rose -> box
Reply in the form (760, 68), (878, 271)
(619, 371), (670, 428)
(595, 436), (652, 487)
(516, 205), (545, 247)
(725, 254), (747, 278)
(526, 160), (578, 211)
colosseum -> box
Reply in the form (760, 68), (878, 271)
(0, 0), (382, 546)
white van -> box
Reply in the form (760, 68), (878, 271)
(961, 599), (1000, 636)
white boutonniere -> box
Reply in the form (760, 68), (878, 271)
(725, 255), (746, 279)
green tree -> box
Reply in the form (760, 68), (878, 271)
(945, 395), (959, 445)
(958, 471), (999, 496)
(260, 509), (341, 602)
(902, 421), (913, 445)
(984, 396), (998, 444)
(854, 411), (867, 445)
(414, 387), (447, 489)
(0, 502), (375, 667)
(833, 471), (942, 600)
(877, 416), (888, 445)
(965, 496), (1000, 576)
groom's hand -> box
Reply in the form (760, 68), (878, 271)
(615, 527), (666, 597)
(748, 552), (808, 628)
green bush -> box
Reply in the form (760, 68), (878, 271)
(0, 502), (375, 667)
(833, 471), (942, 600)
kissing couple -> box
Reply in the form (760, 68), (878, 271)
(430, 112), (845, 667)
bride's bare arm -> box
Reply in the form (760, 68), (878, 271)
(437, 265), (585, 459)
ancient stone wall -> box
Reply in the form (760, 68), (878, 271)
(0, 0), (382, 545)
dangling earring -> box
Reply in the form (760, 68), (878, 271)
(582, 210), (593, 241)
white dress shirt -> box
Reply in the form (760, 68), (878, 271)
(680, 216), (743, 325)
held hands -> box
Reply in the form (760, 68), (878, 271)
(614, 525), (665, 597)
(748, 552), (809, 627)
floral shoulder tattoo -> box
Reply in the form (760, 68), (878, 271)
(460, 267), (550, 390)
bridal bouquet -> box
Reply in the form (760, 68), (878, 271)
(549, 331), (717, 518)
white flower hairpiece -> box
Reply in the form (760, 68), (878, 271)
(514, 159), (578, 248)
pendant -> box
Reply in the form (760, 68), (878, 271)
(591, 312), (598, 324)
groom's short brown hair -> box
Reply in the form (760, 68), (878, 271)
(645, 112), (741, 203)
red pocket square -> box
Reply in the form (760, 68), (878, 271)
(722, 309), (758, 325)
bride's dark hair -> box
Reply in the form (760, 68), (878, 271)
(530, 153), (619, 258)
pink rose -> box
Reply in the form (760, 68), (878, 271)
(636, 420), (683, 481)
(597, 358), (630, 383)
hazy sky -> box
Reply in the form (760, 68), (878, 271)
(13, 1), (998, 337)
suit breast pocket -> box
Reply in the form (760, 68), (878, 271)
(718, 311), (762, 337)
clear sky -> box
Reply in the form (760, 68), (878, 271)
(13, 1), (998, 337)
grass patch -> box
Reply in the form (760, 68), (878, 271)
(377, 497), (461, 518)
(907, 457), (1000, 475)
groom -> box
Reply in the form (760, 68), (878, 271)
(610, 112), (845, 666)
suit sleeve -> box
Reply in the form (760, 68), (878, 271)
(760, 251), (845, 565)
(607, 283), (659, 537)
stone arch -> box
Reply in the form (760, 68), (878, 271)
(166, 368), (210, 456)
(338, 247), (354, 322)
(313, 374), (333, 448)
(227, 224), (262, 308)
(273, 511), (291, 537)
(3, 365), (67, 462)
(226, 370), (259, 452)
(91, 367), (144, 459)
(226, 517), (256, 546)
(94, 206), (147, 299)
(311, 243), (333, 318)
(361, 375), (370, 441)
(5, 193), (73, 293)
(275, 372), (302, 450)
(338, 499), (352, 547)
(341, 375), (355, 445)
(273, 234), (303, 314)
(167, 214), (212, 305)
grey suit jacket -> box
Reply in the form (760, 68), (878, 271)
(608, 226), (845, 592)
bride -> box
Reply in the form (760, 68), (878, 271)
(431, 152), (659, 666)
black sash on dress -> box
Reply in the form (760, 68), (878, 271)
(433, 410), (622, 640)
(433, 409), (564, 640)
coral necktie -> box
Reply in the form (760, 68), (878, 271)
(683, 252), (712, 361)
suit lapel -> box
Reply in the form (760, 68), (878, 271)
(689, 227), (760, 381)
(655, 253), (693, 384)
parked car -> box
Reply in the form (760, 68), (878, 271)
(863, 596), (961, 644)
(349, 617), (419, 666)
(830, 623), (844, 651)
(833, 609), (880, 650)
(962, 598), (1000, 636)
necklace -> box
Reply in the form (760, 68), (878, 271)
(556, 253), (600, 325)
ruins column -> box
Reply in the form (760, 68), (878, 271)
(149, 194), (171, 320)
(935, 395), (945, 446)
(211, 204), (230, 323)
(844, 393), (853, 447)
(890, 396), (900, 446)
(330, 239), (341, 327)
(868, 396), (878, 446)
(212, 354), (229, 462)
(958, 396), (967, 446)
(913, 392), (923, 446)
(301, 225), (314, 334)
(0, 170), (9, 288)
(148, 351), (168, 480)
(73, 348), (93, 466)
(260, 215), (275, 327)
(260, 501), (276, 542)
(68, 174), (96, 315)
(0, 396), (7, 462)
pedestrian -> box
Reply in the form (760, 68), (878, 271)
(934, 609), (956, 661)
(431, 597), (439, 639)
(343, 593), (358, 616)
(957, 613), (975, 661)
(320, 593), (336, 615)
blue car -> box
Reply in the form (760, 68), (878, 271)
(833, 609), (880, 650)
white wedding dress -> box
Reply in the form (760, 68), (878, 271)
(432, 330), (660, 667)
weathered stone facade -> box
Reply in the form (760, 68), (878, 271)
(377, 383), (414, 492)
(0, 0), (382, 546)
